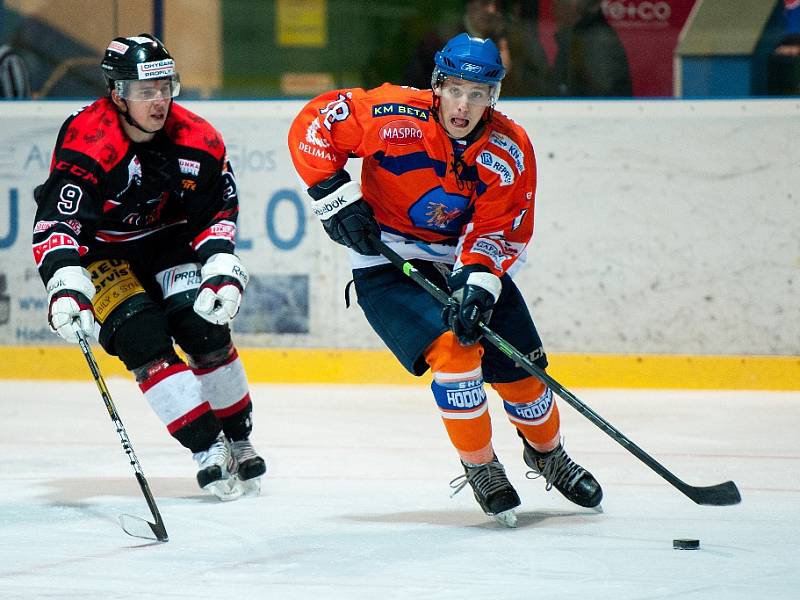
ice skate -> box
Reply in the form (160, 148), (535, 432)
(193, 432), (242, 501)
(229, 437), (266, 497)
(450, 456), (521, 527)
(519, 431), (602, 509)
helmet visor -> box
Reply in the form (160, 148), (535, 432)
(115, 76), (181, 101)
(433, 75), (499, 107)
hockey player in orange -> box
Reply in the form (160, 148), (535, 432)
(288, 33), (602, 526)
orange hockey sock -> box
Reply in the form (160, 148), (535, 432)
(425, 332), (494, 463)
(492, 376), (561, 452)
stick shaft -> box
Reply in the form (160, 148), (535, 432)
(74, 330), (169, 540)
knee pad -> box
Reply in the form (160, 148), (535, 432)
(168, 306), (232, 356)
(186, 343), (235, 371)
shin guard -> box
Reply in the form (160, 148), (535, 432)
(188, 344), (253, 441)
(134, 355), (219, 453)
(425, 332), (493, 461)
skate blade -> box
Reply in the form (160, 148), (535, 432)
(493, 508), (518, 528)
(203, 477), (245, 502)
(236, 475), (262, 498)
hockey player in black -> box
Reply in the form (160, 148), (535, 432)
(32, 34), (265, 500)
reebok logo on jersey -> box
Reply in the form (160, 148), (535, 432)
(379, 119), (423, 145)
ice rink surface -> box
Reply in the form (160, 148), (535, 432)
(0, 378), (798, 599)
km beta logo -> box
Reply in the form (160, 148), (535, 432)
(379, 119), (423, 146)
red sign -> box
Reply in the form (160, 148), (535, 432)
(538, 0), (699, 97)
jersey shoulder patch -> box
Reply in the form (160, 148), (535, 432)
(59, 98), (128, 172)
(165, 103), (225, 161)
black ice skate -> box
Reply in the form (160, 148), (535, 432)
(229, 438), (267, 497)
(450, 456), (521, 527)
(518, 430), (603, 509)
(193, 432), (242, 501)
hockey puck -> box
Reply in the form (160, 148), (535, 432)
(673, 538), (700, 550)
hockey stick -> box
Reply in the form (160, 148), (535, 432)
(368, 235), (741, 506)
(73, 328), (169, 542)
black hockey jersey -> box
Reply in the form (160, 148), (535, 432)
(32, 98), (239, 283)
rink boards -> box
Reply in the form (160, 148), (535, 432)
(0, 99), (797, 388)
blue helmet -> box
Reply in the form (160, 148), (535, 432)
(433, 33), (505, 84)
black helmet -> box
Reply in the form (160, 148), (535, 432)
(101, 34), (178, 92)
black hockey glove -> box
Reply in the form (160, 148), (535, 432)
(442, 264), (502, 346)
(308, 170), (380, 256)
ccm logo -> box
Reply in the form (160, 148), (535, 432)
(379, 119), (423, 145)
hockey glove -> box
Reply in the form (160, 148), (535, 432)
(308, 170), (380, 256)
(442, 264), (502, 346)
(46, 266), (96, 343)
(193, 253), (249, 325)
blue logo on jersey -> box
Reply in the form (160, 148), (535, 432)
(408, 187), (470, 235)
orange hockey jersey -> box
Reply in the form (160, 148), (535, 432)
(288, 83), (537, 276)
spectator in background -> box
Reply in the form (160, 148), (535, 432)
(403, 0), (509, 90)
(551, 0), (632, 97)
(776, 0), (800, 56)
(502, 0), (551, 97)
(0, 44), (32, 98)
(769, 0), (800, 94)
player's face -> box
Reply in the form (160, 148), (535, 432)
(435, 78), (491, 139)
(124, 80), (172, 130)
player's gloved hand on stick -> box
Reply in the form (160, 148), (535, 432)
(46, 266), (96, 343)
(443, 264), (501, 346)
(308, 170), (380, 256)
(193, 253), (249, 325)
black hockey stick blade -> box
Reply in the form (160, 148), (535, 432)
(677, 479), (741, 506)
(119, 514), (169, 542)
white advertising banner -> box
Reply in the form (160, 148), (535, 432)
(0, 99), (797, 354)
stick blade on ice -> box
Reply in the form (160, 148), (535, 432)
(119, 514), (169, 542)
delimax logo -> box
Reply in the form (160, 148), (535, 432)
(379, 119), (423, 145)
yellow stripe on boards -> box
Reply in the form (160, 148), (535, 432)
(0, 347), (797, 390)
